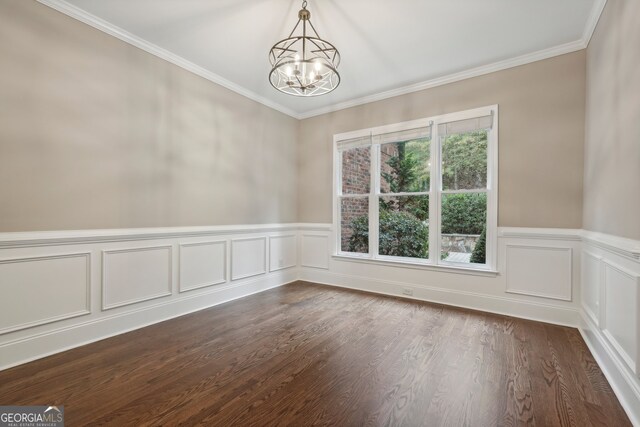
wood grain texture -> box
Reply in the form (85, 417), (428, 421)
(0, 281), (630, 426)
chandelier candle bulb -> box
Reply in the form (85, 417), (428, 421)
(268, 0), (341, 96)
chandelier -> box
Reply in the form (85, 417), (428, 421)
(268, 0), (340, 97)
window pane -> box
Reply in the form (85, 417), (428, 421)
(378, 195), (429, 259)
(340, 197), (369, 253)
(441, 130), (487, 190)
(341, 146), (371, 194)
(380, 137), (430, 193)
(440, 193), (487, 264)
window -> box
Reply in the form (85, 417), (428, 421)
(334, 106), (497, 272)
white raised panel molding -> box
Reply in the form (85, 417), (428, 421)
(601, 260), (640, 375)
(505, 245), (573, 301)
(0, 253), (91, 334)
(581, 251), (602, 327)
(580, 233), (640, 426)
(269, 235), (296, 272)
(580, 311), (640, 427)
(179, 241), (226, 293)
(2, 223), (637, 422)
(301, 234), (330, 269)
(0, 270), (296, 372)
(102, 245), (173, 310)
(231, 237), (267, 281)
(300, 268), (579, 327)
(0, 224), (297, 371)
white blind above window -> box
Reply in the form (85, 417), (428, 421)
(336, 135), (371, 151)
(372, 126), (432, 145)
(437, 115), (493, 137)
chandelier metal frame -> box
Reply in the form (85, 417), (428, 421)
(268, 0), (340, 97)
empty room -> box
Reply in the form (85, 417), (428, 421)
(0, 0), (639, 425)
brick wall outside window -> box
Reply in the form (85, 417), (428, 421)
(340, 144), (399, 251)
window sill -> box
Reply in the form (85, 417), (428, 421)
(332, 254), (499, 277)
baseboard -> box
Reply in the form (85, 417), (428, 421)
(299, 268), (578, 327)
(0, 271), (296, 371)
(579, 312), (640, 427)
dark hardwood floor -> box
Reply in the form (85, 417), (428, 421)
(0, 281), (630, 426)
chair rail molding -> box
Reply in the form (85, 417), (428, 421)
(581, 230), (640, 261)
(0, 223), (303, 249)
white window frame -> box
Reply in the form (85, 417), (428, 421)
(332, 105), (498, 274)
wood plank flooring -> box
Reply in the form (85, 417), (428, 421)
(0, 281), (630, 426)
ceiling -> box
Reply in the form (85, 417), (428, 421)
(42, 0), (605, 118)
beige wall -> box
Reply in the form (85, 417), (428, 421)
(0, 1), (298, 232)
(298, 52), (586, 227)
(584, 0), (640, 241)
(0, 2), (595, 233)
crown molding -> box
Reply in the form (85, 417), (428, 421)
(296, 39), (586, 119)
(582, 0), (608, 48)
(296, 0), (607, 119)
(36, 0), (300, 119)
(37, 0), (607, 121)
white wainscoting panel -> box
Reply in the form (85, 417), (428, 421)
(3, 223), (639, 424)
(602, 260), (639, 374)
(505, 245), (572, 301)
(0, 253), (90, 334)
(102, 245), (172, 310)
(300, 227), (580, 327)
(179, 241), (226, 292)
(0, 224), (300, 371)
(579, 232), (640, 426)
(301, 234), (330, 269)
(269, 235), (297, 272)
(231, 237), (267, 281)
(581, 251), (602, 326)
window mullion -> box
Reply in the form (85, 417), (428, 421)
(430, 123), (441, 265)
(370, 140), (380, 258)
(336, 150), (343, 197)
(486, 121), (498, 270)
(335, 149), (341, 254)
